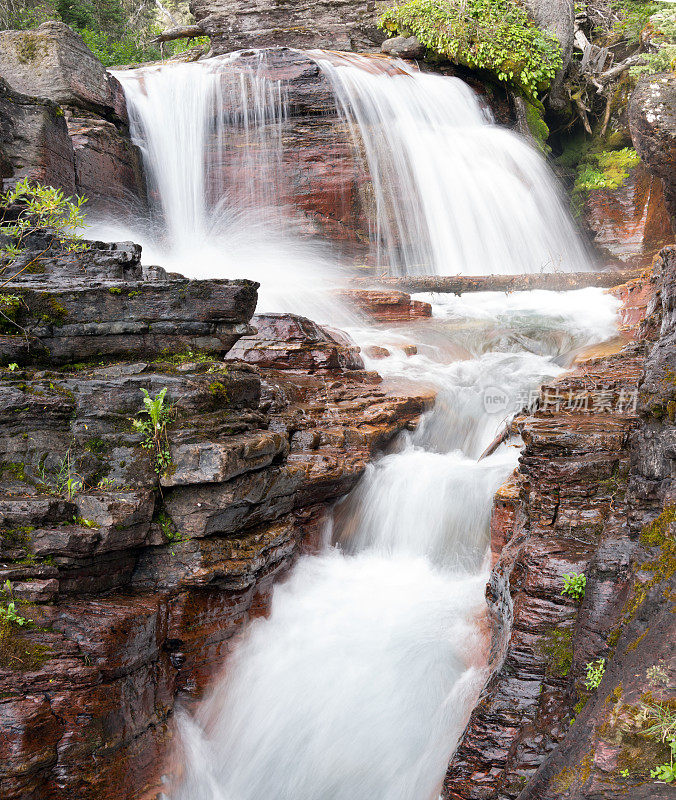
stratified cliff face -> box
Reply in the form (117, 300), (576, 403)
(444, 247), (676, 800)
(0, 238), (433, 800)
(0, 22), (145, 212)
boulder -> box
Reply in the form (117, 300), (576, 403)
(0, 22), (125, 122)
(381, 35), (426, 59)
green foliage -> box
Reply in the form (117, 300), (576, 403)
(562, 571), (586, 601)
(630, 8), (676, 77)
(379, 0), (562, 101)
(584, 657), (606, 690)
(131, 387), (173, 474)
(1, 178), (89, 285)
(610, 0), (664, 47)
(638, 677), (676, 784)
(574, 147), (641, 192)
(0, 582), (32, 627)
(1, 0), (210, 67)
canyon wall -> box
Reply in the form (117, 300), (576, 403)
(444, 245), (676, 799)
(0, 236), (433, 799)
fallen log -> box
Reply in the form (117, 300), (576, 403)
(151, 24), (204, 43)
(352, 269), (643, 294)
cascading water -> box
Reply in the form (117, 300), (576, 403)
(105, 49), (619, 800)
(314, 52), (591, 276)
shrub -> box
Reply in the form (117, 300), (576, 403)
(379, 0), (562, 101)
(562, 571), (586, 601)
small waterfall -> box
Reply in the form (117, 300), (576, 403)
(103, 50), (618, 800)
(312, 51), (591, 275)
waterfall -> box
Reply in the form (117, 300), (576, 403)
(105, 50), (618, 800)
(313, 52), (591, 275)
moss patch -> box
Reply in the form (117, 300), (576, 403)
(540, 627), (574, 678)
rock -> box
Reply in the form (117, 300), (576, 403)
(0, 23), (146, 210)
(0, 239), (258, 366)
(583, 161), (674, 268)
(0, 236), (434, 799)
(337, 288), (432, 322)
(0, 77), (75, 195)
(630, 72), (676, 231)
(364, 345), (391, 359)
(0, 22), (125, 121)
(444, 244), (676, 800)
(381, 36), (426, 59)
(228, 312), (365, 372)
(190, 0), (385, 55)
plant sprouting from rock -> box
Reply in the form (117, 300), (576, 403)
(584, 657), (606, 690)
(132, 387), (173, 474)
(562, 571), (586, 601)
(0, 581), (32, 629)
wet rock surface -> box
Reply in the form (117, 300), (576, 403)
(444, 247), (676, 800)
(0, 237), (433, 799)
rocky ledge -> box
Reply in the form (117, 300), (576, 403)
(0, 239), (433, 800)
(444, 246), (676, 799)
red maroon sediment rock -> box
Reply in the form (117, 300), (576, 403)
(0, 77), (76, 196)
(444, 246), (676, 800)
(336, 288), (433, 322)
(0, 23), (145, 208)
(583, 162), (674, 268)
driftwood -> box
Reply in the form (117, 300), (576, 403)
(591, 54), (647, 92)
(352, 269), (643, 295)
(151, 24), (204, 43)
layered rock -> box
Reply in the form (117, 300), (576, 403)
(189, 0), (385, 55)
(583, 161), (674, 268)
(444, 247), (676, 799)
(0, 235), (433, 799)
(0, 23), (145, 211)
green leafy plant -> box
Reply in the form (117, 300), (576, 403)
(379, 0), (562, 101)
(0, 582), (32, 627)
(55, 450), (82, 499)
(562, 571), (587, 601)
(631, 7), (676, 76)
(131, 387), (173, 474)
(584, 657), (606, 690)
(1, 179), (89, 292)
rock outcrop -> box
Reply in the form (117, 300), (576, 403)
(630, 72), (676, 232)
(0, 23), (145, 212)
(0, 236), (433, 800)
(443, 247), (676, 799)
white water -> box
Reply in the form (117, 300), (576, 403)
(104, 51), (618, 800)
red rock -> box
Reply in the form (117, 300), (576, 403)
(336, 288), (433, 322)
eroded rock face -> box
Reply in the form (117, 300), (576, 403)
(444, 248), (676, 800)
(0, 23), (145, 211)
(630, 72), (676, 232)
(0, 235), (433, 799)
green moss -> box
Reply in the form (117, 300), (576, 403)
(107, 287), (122, 295)
(14, 34), (40, 64)
(379, 0), (562, 101)
(209, 381), (229, 402)
(0, 462), (28, 483)
(525, 99), (550, 151)
(640, 505), (676, 547)
(574, 148), (641, 193)
(540, 627), (574, 678)
(0, 619), (52, 672)
(84, 437), (110, 456)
